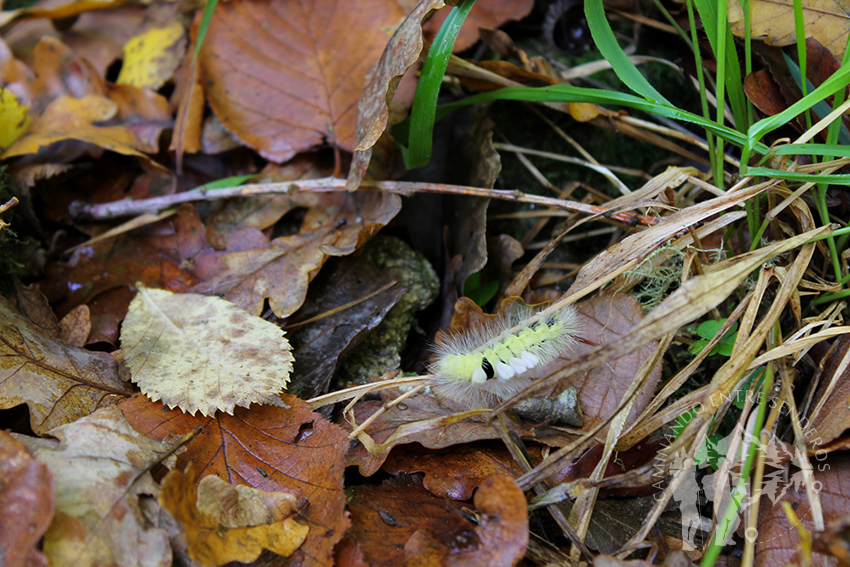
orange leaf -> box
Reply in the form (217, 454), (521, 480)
(121, 393), (350, 567)
(198, 0), (407, 162)
(1, 95), (145, 159)
(160, 467), (309, 567)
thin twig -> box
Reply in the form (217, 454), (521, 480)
(71, 178), (660, 226)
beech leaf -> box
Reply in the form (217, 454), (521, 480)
(120, 284), (293, 416)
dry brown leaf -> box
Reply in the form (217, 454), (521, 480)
(160, 467), (309, 566)
(191, 190), (401, 316)
(0, 295), (133, 435)
(15, 406), (173, 567)
(40, 204), (204, 324)
(347, 0), (445, 188)
(121, 284), (294, 416)
(198, 0), (406, 162)
(348, 474), (527, 567)
(0, 94), (146, 159)
(423, 0), (534, 52)
(58, 305), (91, 347)
(728, 0), (850, 60)
(805, 335), (850, 448)
(382, 443), (526, 500)
(120, 393), (350, 567)
(0, 430), (53, 567)
(353, 0), (445, 153)
(755, 452), (850, 566)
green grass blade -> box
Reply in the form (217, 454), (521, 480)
(745, 167), (850, 185)
(429, 85), (765, 152)
(406, 0), (476, 169)
(194, 0), (219, 61)
(584, 0), (669, 104)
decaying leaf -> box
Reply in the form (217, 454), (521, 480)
(15, 406), (173, 567)
(198, 0), (406, 162)
(191, 190), (402, 317)
(120, 284), (294, 416)
(0, 295), (133, 435)
(728, 0), (850, 60)
(0, 431), (53, 567)
(120, 392), (350, 567)
(160, 467), (309, 567)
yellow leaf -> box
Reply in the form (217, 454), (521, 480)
(0, 90), (30, 149)
(117, 23), (187, 90)
(728, 0), (850, 60)
(120, 284), (294, 416)
(160, 467), (309, 567)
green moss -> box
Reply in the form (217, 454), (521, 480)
(338, 236), (439, 386)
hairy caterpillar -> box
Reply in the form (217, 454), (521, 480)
(430, 303), (581, 409)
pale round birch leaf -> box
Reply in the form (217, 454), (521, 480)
(121, 284), (293, 416)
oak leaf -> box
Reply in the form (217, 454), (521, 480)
(0, 295), (133, 435)
(191, 190), (401, 316)
(160, 467), (309, 567)
(121, 284), (293, 416)
(15, 406), (174, 567)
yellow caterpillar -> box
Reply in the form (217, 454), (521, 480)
(430, 304), (580, 408)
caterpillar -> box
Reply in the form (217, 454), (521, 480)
(430, 303), (581, 409)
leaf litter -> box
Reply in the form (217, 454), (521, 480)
(2, 0), (850, 565)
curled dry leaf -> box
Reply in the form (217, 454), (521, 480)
(160, 467), (310, 567)
(199, 0), (406, 162)
(0, 430), (53, 567)
(347, 0), (445, 187)
(191, 190), (402, 317)
(120, 284), (294, 416)
(120, 392), (349, 567)
(0, 295), (133, 435)
(15, 406), (174, 567)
